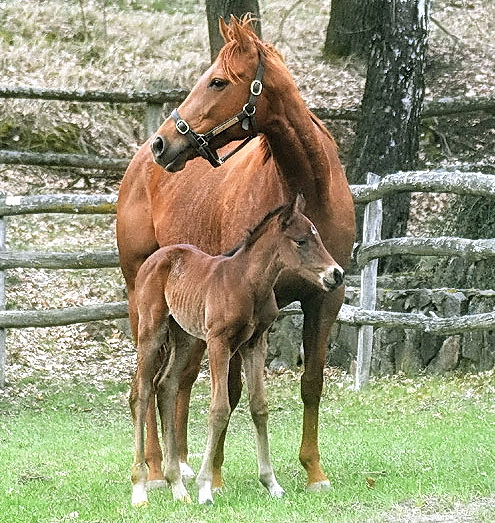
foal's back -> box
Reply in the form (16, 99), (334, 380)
(136, 244), (222, 341)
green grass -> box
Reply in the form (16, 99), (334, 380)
(1, 372), (495, 522)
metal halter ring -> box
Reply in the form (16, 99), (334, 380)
(175, 119), (190, 135)
(243, 103), (256, 116)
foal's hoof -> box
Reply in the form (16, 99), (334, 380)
(306, 479), (331, 492)
(146, 479), (168, 491)
(180, 462), (196, 484)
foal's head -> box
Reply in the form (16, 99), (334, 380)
(248, 194), (345, 292)
(151, 15), (288, 172)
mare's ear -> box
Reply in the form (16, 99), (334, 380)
(230, 14), (252, 51)
(219, 17), (231, 43)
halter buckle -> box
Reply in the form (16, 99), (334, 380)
(250, 79), (263, 96)
(175, 119), (190, 135)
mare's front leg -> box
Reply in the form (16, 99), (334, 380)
(300, 287), (344, 491)
(196, 337), (232, 505)
(240, 334), (285, 498)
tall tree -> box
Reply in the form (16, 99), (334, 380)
(349, 0), (429, 251)
(205, 0), (261, 62)
(323, 0), (381, 61)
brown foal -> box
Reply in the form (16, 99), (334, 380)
(129, 195), (344, 506)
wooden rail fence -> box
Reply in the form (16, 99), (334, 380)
(1, 170), (495, 387)
(1, 85), (494, 171)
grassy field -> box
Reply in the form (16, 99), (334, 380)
(1, 371), (495, 522)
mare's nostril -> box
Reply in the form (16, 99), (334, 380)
(151, 135), (165, 157)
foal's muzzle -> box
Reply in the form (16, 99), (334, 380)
(322, 266), (345, 291)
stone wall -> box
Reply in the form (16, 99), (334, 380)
(267, 286), (495, 375)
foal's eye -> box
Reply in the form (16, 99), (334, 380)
(208, 78), (228, 90)
(294, 239), (307, 247)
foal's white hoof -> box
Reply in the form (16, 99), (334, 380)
(146, 479), (168, 491)
(306, 480), (331, 492)
(132, 484), (149, 507)
(180, 462), (196, 484)
(269, 484), (286, 498)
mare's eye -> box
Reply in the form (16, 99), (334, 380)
(208, 78), (228, 90)
(294, 239), (307, 247)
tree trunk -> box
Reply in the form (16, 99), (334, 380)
(323, 0), (381, 61)
(205, 0), (261, 62)
(349, 0), (429, 258)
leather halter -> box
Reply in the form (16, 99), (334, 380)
(170, 58), (265, 168)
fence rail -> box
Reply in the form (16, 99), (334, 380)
(1, 85), (494, 171)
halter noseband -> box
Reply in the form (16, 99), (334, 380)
(170, 58), (265, 168)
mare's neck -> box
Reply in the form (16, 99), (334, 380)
(264, 80), (332, 207)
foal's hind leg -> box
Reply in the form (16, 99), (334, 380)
(240, 335), (285, 498)
(155, 320), (194, 503)
(130, 323), (167, 506)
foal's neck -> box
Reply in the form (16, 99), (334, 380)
(231, 230), (284, 296)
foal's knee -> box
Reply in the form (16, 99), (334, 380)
(250, 399), (269, 425)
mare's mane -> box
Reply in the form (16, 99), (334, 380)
(223, 203), (287, 257)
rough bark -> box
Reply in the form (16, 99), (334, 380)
(349, 0), (430, 250)
(323, 0), (381, 60)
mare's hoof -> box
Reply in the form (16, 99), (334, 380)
(269, 485), (286, 498)
(306, 480), (331, 493)
(132, 500), (149, 508)
(146, 479), (168, 491)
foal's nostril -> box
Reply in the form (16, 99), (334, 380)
(322, 266), (345, 291)
(151, 135), (165, 157)
(334, 267), (345, 287)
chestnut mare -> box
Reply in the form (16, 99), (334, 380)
(117, 16), (355, 495)
(130, 195), (345, 506)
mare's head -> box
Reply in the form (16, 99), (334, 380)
(151, 15), (290, 172)
(246, 194), (345, 292)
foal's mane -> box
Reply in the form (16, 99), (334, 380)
(223, 203), (287, 257)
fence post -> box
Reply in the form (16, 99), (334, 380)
(0, 195), (5, 387)
(145, 103), (164, 139)
(354, 173), (382, 390)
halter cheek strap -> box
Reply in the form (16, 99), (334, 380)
(170, 58), (265, 168)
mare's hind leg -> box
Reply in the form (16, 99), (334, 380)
(299, 289), (343, 491)
(155, 319), (193, 503)
(196, 338), (231, 505)
(240, 335), (285, 498)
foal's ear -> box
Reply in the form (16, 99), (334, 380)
(279, 193), (306, 229)
(294, 193), (306, 213)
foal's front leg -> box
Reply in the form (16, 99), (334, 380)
(240, 335), (285, 498)
(196, 338), (231, 505)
